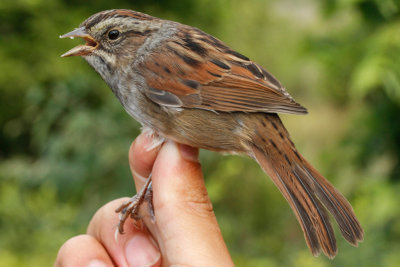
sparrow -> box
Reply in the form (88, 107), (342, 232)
(60, 9), (363, 258)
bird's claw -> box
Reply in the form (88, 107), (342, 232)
(115, 175), (154, 235)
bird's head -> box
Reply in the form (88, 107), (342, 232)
(60, 9), (161, 78)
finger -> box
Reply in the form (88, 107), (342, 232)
(129, 132), (161, 190)
(87, 199), (161, 267)
(150, 141), (234, 266)
(55, 235), (114, 267)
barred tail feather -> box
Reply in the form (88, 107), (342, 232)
(249, 114), (363, 258)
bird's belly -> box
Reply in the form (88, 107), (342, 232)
(121, 91), (252, 153)
(153, 108), (252, 154)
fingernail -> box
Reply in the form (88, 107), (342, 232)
(125, 233), (160, 267)
(179, 144), (199, 163)
(87, 260), (108, 267)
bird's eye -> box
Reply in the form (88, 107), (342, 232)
(108, 29), (120, 40)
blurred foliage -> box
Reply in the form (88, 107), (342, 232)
(0, 0), (399, 266)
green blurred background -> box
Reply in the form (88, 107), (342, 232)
(1, 0), (399, 266)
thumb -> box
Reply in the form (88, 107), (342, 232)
(149, 141), (234, 266)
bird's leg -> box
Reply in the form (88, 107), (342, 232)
(115, 174), (153, 234)
(144, 181), (155, 223)
(115, 128), (162, 235)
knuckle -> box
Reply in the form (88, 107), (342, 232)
(184, 188), (214, 218)
(156, 185), (215, 219)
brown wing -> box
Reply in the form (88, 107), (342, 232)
(139, 26), (307, 115)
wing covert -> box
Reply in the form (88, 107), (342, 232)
(140, 27), (307, 115)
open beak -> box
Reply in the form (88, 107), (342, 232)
(60, 27), (98, 57)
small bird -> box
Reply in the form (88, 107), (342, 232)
(61, 9), (363, 258)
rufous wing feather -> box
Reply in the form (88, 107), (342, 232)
(139, 26), (307, 115)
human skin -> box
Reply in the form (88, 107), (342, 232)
(54, 133), (234, 267)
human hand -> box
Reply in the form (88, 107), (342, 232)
(55, 133), (234, 267)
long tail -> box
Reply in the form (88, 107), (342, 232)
(248, 114), (363, 258)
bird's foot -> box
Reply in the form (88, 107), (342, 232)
(115, 175), (154, 235)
